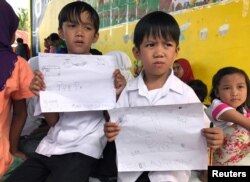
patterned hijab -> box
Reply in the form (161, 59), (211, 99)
(175, 58), (194, 83)
(0, 0), (19, 91)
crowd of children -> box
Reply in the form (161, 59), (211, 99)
(0, 0), (249, 182)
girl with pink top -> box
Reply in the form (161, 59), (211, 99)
(207, 66), (250, 165)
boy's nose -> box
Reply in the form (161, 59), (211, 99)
(76, 32), (83, 37)
(76, 28), (84, 36)
(154, 46), (166, 57)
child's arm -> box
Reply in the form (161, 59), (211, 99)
(202, 127), (224, 149)
(9, 99), (28, 160)
(113, 69), (126, 100)
(29, 70), (59, 126)
(104, 122), (120, 142)
(43, 113), (59, 127)
(218, 109), (250, 131)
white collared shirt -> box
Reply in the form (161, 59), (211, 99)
(31, 56), (107, 159)
(116, 70), (207, 182)
(117, 70), (200, 107)
(36, 111), (107, 158)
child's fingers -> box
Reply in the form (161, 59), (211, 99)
(29, 80), (43, 95)
(104, 121), (119, 127)
(106, 131), (120, 142)
(29, 71), (46, 95)
(113, 70), (126, 97)
(202, 128), (224, 138)
(112, 69), (120, 77)
(113, 69), (126, 88)
(117, 76), (126, 88)
(202, 127), (221, 134)
(202, 128), (224, 140)
(105, 126), (120, 133)
(34, 70), (45, 84)
(104, 122), (120, 141)
(104, 122), (120, 132)
(34, 70), (44, 78)
(202, 127), (224, 149)
(206, 138), (223, 149)
(30, 88), (40, 96)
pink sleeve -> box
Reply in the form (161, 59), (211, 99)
(210, 99), (233, 121)
(246, 110), (250, 118)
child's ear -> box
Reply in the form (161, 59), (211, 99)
(58, 28), (64, 39)
(175, 46), (180, 56)
(214, 89), (220, 98)
(176, 46), (180, 54)
(92, 32), (99, 43)
(132, 47), (140, 60)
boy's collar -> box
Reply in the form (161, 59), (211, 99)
(127, 69), (185, 96)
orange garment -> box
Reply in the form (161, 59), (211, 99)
(0, 57), (33, 177)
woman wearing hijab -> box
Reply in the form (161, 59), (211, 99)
(173, 58), (195, 83)
(0, 0), (33, 180)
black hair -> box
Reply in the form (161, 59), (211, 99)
(58, 1), (99, 33)
(210, 66), (250, 113)
(16, 37), (23, 43)
(133, 11), (180, 49)
(49, 33), (60, 42)
(90, 48), (102, 55)
(187, 79), (208, 102)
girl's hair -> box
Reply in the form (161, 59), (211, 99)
(133, 11), (180, 49)
(210, 66), (250, 112)
(58, 1), (99, 33)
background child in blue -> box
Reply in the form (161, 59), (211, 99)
(104, 11), (224, 182)
(6, 2), (125, 182)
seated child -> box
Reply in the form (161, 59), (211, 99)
(104, 11), (224, 182)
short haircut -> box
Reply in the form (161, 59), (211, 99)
(187, 79), (208, 102)
(58, 1), (99, 33)
(49, 33), (60, 42)
(16, 37), (23, 43)
(133, 11), (180, 49)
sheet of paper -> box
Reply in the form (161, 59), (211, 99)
(38, 53), (116, 112)
(108, 103), (208, 172)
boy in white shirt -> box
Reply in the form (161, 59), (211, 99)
(104, 11), (224, 182)
(7, 2), (125, 182)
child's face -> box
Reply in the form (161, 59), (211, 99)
(59, 11), (99, 54)
(133, 35), (179, 78)
(216, 73), (247, 108)
(44, 39), (50, 48)
(173, 62), (184, 79)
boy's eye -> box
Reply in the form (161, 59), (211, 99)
(145, 43), (154, 47)
(83, 26), (93, 31)
(67, 24), (76, 28)
(167, 43), (173, 47)
(164, 42), (174, 48)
